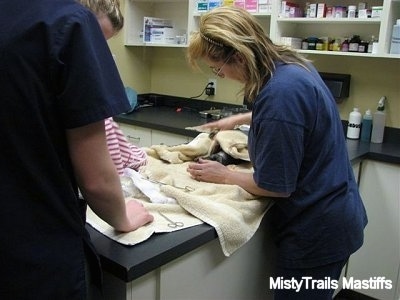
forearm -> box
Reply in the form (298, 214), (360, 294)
(79, 165), (131, 231)
(233, 111), (252, 126)
(66, 121), (133, 231)
(224, 170), (289, 198)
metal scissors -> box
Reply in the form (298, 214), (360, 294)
(158, 212), (184, 228)
(147, 178), (194, 192)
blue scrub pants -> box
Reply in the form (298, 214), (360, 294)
(273, 258), (348, 300)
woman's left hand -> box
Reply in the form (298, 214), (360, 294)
(187, 158), (229, 184)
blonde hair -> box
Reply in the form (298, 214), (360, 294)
(187, 6), (310, 102)
(78, 0), (124, 32)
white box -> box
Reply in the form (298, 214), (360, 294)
(258, 0), (272, 14)
(317, 3), (326, 18)
(281, 37), (302, 49)
(371, 6), (383, 18)
(143, 17), (173, 43)
(309, 3), (317, 18)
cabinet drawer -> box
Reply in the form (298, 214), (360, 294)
(118, 123), (152, 147)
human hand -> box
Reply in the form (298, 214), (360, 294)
(198, 112), (251, 132)
(187, 158), (230, 184)
(122, 199), (154, 232)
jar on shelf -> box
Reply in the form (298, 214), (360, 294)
(301, 38), (309, 50)
(331, 38), (341, 51)
(307, 37), (319, 50)
(358, 40), (368, 53)
(347, 5), (357, 18)
(341, 38), (349, 52)
(349, 35), (361, 52)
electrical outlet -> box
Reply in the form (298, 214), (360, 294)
(206, 78), (217, 95)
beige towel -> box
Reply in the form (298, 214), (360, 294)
(141, 156), (274, 256)
(147, 130), (250, 164)
(87, 201), (203, 246)
(87, 131), (273, 256)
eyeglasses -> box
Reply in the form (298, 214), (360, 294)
(211, 53), (233, 77)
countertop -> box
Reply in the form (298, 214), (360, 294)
(87, 95), (400, 283)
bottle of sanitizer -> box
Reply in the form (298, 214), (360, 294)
(370, 97), (387, 144)
(347, 107), (362, 139)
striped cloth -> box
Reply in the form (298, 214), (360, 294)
(105, 117), (147, 175)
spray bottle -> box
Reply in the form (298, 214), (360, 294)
(370, 96), (387, 143)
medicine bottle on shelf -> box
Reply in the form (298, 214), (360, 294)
(349, 35), (361, 52)
(360, 109), (373, 142)
(347, 108), (362, 139)
(367, 35), (376, 53)
(341, 38), (349, 52)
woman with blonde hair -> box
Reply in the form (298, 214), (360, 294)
(187, 6), (367, 299)
(78, 0), (148, 175)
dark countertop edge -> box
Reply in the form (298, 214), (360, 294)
(91, 97), (400, 283)
(87, 223), (217, 282)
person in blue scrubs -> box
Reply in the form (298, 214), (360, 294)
(186, 6), (367, 299)
(0, 0), (153, 299)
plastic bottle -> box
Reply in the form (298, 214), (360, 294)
(367, 35), (376, 53)
(370, 96), (387, 143)
(347, 5), (357, 18)
(390, 19), (400, 54)
(347, 107), (362, 139)
(360, 109), (373, 142)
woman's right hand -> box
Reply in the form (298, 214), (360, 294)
(198, 112), (251, 131)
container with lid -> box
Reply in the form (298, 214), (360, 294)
(347, 108), (362, 139)
(371, 6), (383, 18)
(348, 5), (357, 18)
(361, 109), (373, 142)
(371, 97), (387, 144)
(390, 19), (400, 54)
(349, 35), (361, 52)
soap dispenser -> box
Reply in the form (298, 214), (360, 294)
(370, 96), (387, 144)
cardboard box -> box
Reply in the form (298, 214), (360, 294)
(245, 0), (258, 12)
(209, 0), (222, 10)
(309, 3), (317, 18)
(196, 0), (208, 12)
(258, 0), (272, 13)
(143, 17), (174, 43)
(280, 1), (299, 17)
(317, 3), (326, 18)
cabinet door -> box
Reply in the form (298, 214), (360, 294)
(151, 129), (190, 146)
(346, 160), (400, 300)
(118, 123), (152, 147)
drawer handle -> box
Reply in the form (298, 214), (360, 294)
(126, 135), (141, 142)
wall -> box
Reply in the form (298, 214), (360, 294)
(108, 1), (400, 128)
